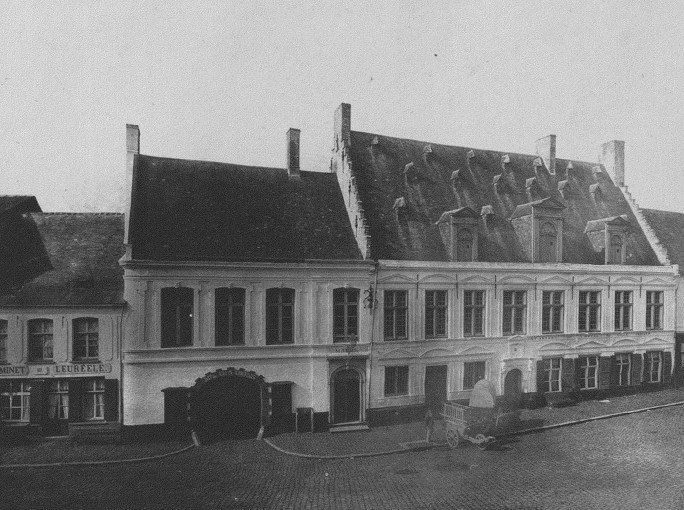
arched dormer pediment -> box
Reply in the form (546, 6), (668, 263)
(419, 348), (454, 359)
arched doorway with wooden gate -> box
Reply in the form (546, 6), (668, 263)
(188, 368), (270, 442)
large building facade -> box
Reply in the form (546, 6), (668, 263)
(120, 105), (678, 437)
(0, 207), (124, 437)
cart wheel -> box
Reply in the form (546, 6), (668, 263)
(446, 428), (460, 448)
(474, 433), (487, 449)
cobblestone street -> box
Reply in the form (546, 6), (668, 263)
(4, 397), (684, 509)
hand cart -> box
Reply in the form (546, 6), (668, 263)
(441, 401), (497, 450)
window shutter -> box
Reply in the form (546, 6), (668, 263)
(69, 378), (84, 422)
(663, 351), (673, 385)
(561, 358), (575, 393)
(631, 354), (643, 386)
(104, 379), (119, 422)
(29, 380), (44, 424)
(536, 360), (545, 393)
(598, 357), (611, 390)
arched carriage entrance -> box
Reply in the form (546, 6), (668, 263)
(330, 367), (363, 425)
(188, 368), (270, 441)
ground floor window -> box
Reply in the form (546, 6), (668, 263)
(463, 361), (486, 390)
(384, 366), (409, 396)
(48, 380), (69, 419)
(645, 352), (662, 383)
(579, 356), (598, 390)
(83, 379), (105, 420)
(542, 358), (561, 392)
(616, 353), (631, 386)
(0, 380), (31, 422)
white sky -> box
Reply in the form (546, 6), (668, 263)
(2, 1), (683, 213)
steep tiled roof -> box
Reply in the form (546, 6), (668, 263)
(641, 209), (684, 272)
(0, 195), (44, 289)
(0, 213), (125, 306)
(128, 155), (362, 261)
(347, 130), (661, 264)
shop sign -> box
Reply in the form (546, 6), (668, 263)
(0, 365), (29, 377)
(54, 363), (112, 375)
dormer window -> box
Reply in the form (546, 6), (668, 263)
(584, 215), (630, 265)
(510, 197), (565, 263)
(436, 207), (478, 262)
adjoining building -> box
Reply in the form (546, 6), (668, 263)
(0, 207), (124, 438)
(331, 105), (677, 422)
(121, 106), (678, 437)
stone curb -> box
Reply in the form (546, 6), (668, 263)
(263, 400), (684, 460)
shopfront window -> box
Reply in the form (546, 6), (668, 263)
(0, 380), (31, 422)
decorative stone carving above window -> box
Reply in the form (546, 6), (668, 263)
(584, 215), (630, 265)
(436, 207), (479, 262)
(509, 197), (565, 263)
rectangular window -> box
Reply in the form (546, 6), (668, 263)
(384, 290), (408, 341)
(28, 319), (53, 361)
(578, 291), (601, 332)
(0, 320), (7, 362)
(463, 361), (486, 390)
(47, 380), (69, 419)
(614, 291), (632, 331)
(579, 356), (598, 390)
(384, 366), (409, 396)
(646, 291), (664, 330)
(83, 379), (105, 420)
(616, 353), (631, 386)
(542, 358), (562, 392)
(333, 288), (360, 343)
(463, 290), (485, 337)
(502, 291), (526, 335)
(161, 287), (194, 348)
(542, 291), (564, 334)
(425, 290), (448, 338)
(266, 288), (295, 345)
(0, 380), (31, 422)
(215, 288), (245, 346)
(73, 318), (99, 360)
(645, 352), (662, 383)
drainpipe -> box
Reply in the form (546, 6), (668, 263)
(366, 260), (379, 424)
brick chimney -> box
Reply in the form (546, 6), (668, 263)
(600, 140), (625, 186)
(124, 124), (140, 245)
(535, 134), (556, 175)
(287, 128), (301, 179)
(334, 103), (351, 150)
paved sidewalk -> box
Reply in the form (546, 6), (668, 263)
(268, 387), (684, 456)
(0, 437), (191, 466)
